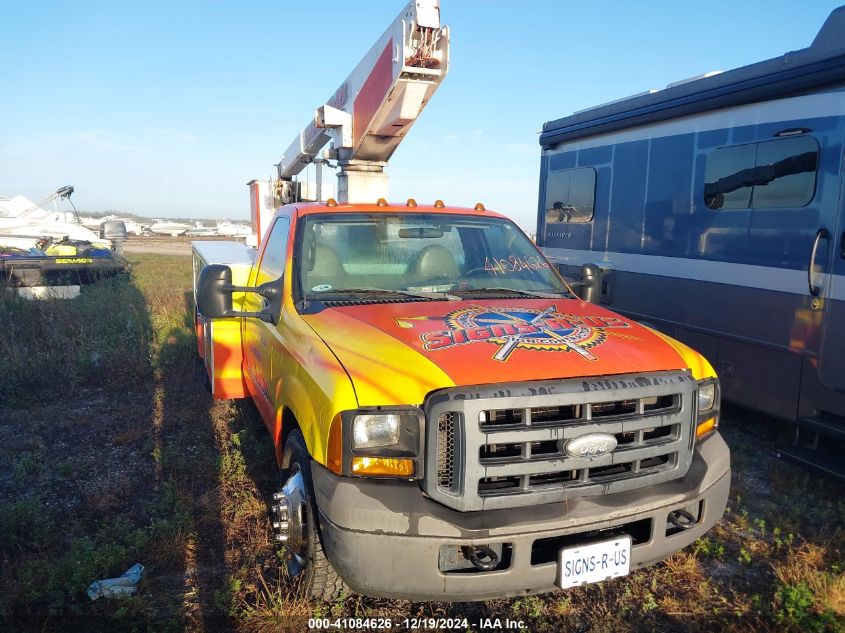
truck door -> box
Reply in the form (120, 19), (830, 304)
(243, 216), (291, 415)
(819, 186), (845, 392)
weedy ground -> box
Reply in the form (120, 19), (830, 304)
(0, 253), (842, 633)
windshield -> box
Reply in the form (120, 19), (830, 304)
(297, 212), (569, 301)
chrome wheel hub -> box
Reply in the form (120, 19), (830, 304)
(271, 466), (308, 575)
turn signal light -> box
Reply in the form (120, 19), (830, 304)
(351, 456), (415, 477)
(433, 199), (445, 208)
(406, 198), (417, 207)
(474, 202), (486, 211)
(326, 198), (338, 207)
(376, 197), (388, 207)
(327, 414), (343, 474)
(696, 417), (717, 440)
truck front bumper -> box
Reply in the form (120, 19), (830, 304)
(311, 432), (730, 602)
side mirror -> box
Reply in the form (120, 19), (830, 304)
(197, 264), (235, 318)
(578, 263), (602, 304)
(196, 264), (283, 324)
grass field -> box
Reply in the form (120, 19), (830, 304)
(0, 253), (843, 632)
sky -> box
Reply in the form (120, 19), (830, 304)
(2, 0), (843, 232)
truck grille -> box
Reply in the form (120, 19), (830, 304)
(436, 412), (460, 492)
(424, 372), (698, 511)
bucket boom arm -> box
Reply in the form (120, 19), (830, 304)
(275, 0), (449, 204)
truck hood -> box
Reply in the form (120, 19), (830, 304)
(302, 298), (690, 406)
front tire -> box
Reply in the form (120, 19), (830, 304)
(273, 429), (346, 600)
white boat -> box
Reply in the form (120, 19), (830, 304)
(185, 221), (218, 237)
(76, 214), (146, 235)
(78, 215), (106, 230)
(149, 220), (191, 237)
(109, 217), (147, 235)
(215, 219), (252, 237)
(0, 186), (110, 250)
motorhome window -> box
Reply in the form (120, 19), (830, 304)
(544, 167), (595, 223)
(256, 217), (290, 284)
(751, 137), (818, 208)
(704, 145), (755, 209)
(704, 137), (818, 210)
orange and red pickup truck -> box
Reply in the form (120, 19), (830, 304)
(192, 200), (730, 601)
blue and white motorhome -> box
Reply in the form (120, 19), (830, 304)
(537, 7), (845, 475)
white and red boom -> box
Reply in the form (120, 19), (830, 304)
(257, 1), (449, 219)
(249, 1), (449, 241)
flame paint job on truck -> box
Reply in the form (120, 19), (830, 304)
(645, 326), (717, 382)
(303, 299), (697, 406)
(198, 203), (717, 470)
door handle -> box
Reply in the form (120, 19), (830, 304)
(808, 228), (830, 296)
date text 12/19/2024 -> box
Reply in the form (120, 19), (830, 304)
(307, 617), (528, 630)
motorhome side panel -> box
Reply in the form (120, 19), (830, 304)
(809, 146), (845, 415)
(819, 166), (845, 392)
(538, 92), (845, 421)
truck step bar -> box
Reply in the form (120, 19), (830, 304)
(773, 413), (845, 482)
(798, 413), (845, 443)
(773, 445), (845, 482)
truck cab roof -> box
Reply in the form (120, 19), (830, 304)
(283, 201), (505, 221)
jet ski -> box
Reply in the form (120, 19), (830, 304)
(0, 236), (128, 288)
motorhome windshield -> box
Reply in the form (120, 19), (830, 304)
(298, 213), (568, 301)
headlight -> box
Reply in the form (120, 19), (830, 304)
(340, 410), (422, 478)
(353, 414), (401, 449)
(698, 383), (716, 412)
(696, 380), (720, 440)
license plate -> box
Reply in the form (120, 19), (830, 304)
(556, 536), (632, 588)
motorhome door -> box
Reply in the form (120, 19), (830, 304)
(819, 168), (845, 392)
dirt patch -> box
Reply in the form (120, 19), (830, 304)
(123, 236), (245, 256)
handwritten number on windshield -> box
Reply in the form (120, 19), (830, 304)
(484, 255), (551, 275)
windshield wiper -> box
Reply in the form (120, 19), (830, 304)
(451, 287), (569, 299)
(314, 287), (460, 301)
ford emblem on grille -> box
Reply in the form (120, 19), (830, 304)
(564, 433), (618, 459)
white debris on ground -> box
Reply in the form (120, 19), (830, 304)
(86, 563), (144, 600)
